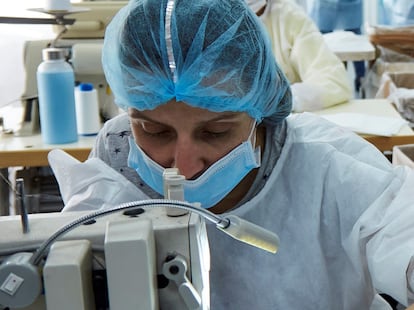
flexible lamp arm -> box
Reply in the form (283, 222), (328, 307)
(30, 199), (279, 265)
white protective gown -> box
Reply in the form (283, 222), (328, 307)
(208, 112), (414, 309)
(53, 112), (414, 309)
(258, 0), (353, 112)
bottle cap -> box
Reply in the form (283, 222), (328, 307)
(42, 48), (65, 61)
(79, 83), (94, 91)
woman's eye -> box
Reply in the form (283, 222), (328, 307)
(200, 127), (232, 140)
(200, 123), (233, 140)
(202, 130), (227, 138)
(140, 122), (172, 137)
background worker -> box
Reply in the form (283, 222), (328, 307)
(306, 0), (366, 93)
(246, 0), (353, 112)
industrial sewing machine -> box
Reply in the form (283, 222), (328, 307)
(18, 1), (126, 136)
(0, 205), (210, 310)
(0, 170), (279, 309)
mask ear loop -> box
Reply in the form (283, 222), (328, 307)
(247, 120), (257, 148)
(247, 120), (262, 166)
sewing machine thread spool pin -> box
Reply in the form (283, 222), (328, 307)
(163, 168), (189, 217)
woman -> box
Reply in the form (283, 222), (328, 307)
(62, 0), (414, 308)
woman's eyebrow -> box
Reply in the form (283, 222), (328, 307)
(129, 110), (245, 123)
(128, 111), (157, 122)
(128, 111), (169, 126)
(208, 113), (246, 122)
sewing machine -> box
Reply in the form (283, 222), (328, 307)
(0, 206), (210, 310)
(0, 170), (280, 309)
(17, 1), (127, 136)
(0, 170), (210, 309)
(0, 202), (279, 310)
(0, 204), (279, 310)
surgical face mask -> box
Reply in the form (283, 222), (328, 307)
(127, 123), (261, 209)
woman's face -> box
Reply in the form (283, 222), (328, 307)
(128, 99), (255, 180)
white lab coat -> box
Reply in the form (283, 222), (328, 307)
(52, 112), (414, 309)
(259, 0), (353, 112)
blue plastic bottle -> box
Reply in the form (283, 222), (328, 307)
(37, 48), (78, 144)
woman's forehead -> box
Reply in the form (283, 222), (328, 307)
(128, 101), (251, 124)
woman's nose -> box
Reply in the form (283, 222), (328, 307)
(172, 139), (206, 180)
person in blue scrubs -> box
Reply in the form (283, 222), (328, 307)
(307, 0), (366, 93)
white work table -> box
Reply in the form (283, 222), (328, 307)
(323, 31), (376, 62)
(0, 134), (96, 168)
(314, 99), (414, 152)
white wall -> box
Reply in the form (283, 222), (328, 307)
(363, 0), (380, 30)
(0, 1), (54, 110)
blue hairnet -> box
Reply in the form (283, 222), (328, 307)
(102, 0), (292, 124)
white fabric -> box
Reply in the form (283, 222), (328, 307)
(259, 0), (352, 111)
(321, 113), (408, 136)
(48, 149), (149, 212)
(291, 81), (324, 112)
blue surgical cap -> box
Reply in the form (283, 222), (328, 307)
(102, 0), (292, 124)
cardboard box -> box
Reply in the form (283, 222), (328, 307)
(361, 44), (414, 98)
(375, 72), (414, 124)
(362, 60), (414, 99)
(368, 25), (414, 58)
(392, 144), (414, 168)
